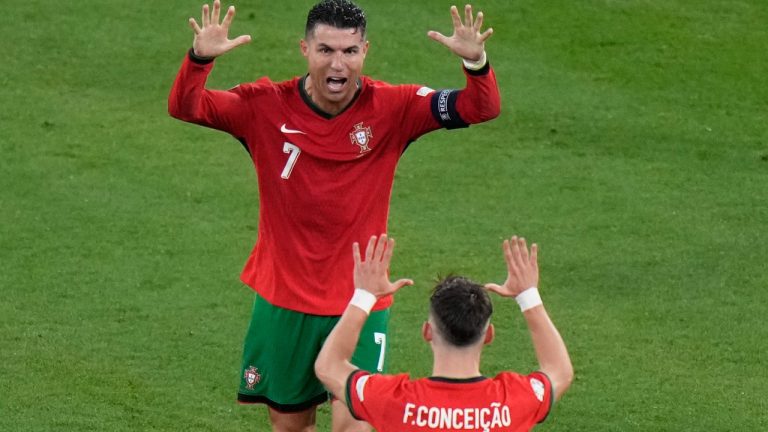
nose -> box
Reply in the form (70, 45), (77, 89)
(330, 52), (344, 71)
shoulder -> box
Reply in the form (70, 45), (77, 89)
(238, 76), (300, 97)
(361, 76), (434, 99)
(494, 371), (552, 404)
(349, 371), (412, 400)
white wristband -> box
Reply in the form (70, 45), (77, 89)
(462, 50), (487, 71)
(515, 287), (542, 312)
(349, 288), (377, 315)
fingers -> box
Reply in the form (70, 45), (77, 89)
(222, 5), (236, 28)
(381, 237), (396, 267)
(507, 237), (522, 275)
(464, 4), (473, 28)
(202, 3), (210, 27)
(212, 0), (221, 25)
(474, 10), (483, 31)
(352, 242), (362, 266)
(364, 235), (377, 263)
(518, 237), (530, 263)
(449, 5), (462, 29)
(479, 27), (494, 43)
(373, 234), (389, 263)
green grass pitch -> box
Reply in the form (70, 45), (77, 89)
(1, 0), (767, 430)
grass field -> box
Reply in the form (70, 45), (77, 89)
(2, 0), (767, 430)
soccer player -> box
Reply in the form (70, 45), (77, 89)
(168, 0), (500, 430)
(315, 234), (574, 431)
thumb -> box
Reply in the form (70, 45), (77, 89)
(392, 278), (414, 292)
(230, 34), (252, 49)
(484, 283), (503, 295)
(427, 30), (449, 45)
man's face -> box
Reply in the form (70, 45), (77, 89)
(301, 24), (368, 112)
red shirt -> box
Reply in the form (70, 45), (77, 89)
(169, 54), (500, 314)
(347, 371), (553, 432)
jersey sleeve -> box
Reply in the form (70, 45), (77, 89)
(399, 61), (501, 141)
(523, 371), (555, 424)
(496, 371), (554, 425)
(168, 50), (253, 139)
(346, 370), (409, 425)
(452, 62), (501, 125)
(346, 370), (372, 421)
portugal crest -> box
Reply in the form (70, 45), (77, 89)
(243, 366), (262, 390)
(349, 122), (373, 153)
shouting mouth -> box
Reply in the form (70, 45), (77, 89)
(326, 77), (348, 92)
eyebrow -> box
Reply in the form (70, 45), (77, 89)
(316, 43), (361, 52)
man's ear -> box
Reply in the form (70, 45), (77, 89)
(300, 39), (309, 57)
(483, 323), (495, 345)
(422, 321), (432, 342)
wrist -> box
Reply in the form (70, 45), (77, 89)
(462, 50), (487, 71)
(349, 288), (377, 315)
(188, 47), (215, 64)
(515, 287), (542, 312)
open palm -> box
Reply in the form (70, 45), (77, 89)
(189, 0), (251, 58)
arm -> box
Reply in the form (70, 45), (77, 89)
(315, 235), (413, 403)
(485, 236), (574, 401)
(168, 1), (252, 130)
(428, 5), (500, 125)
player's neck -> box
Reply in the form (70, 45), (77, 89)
(302, 75), (359, 116)
(430, 346), (483, 379)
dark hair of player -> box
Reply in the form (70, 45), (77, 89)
(306, 0), (367, 38)
(429, 276), (493, 347)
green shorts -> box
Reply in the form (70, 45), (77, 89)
(236, 293), (390, 412)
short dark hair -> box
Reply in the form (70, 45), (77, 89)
(305, 0), (367, 38)
(429, 276), (493, 347)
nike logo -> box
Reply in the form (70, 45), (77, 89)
(280, 123), (306, 135)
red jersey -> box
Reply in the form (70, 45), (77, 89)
(168, 53), (500, 315)
(347, 370), (553, 432)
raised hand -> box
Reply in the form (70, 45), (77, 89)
(188, 0), (252, 59)
(485, 236), (539, 298)
(352, 235), (413, 299)
(427, 4), (493, 62)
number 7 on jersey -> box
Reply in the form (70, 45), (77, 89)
(281, 142), (301, 179)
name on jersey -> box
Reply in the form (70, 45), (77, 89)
(402, 401), (511, 431)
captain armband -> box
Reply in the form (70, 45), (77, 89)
(430, 89), (469, 130)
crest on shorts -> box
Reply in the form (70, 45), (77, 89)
(349, 122), (373, 153)
(244, 366), (262, 390)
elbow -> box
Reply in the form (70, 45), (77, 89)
(314, 356), (330, 387)
(168, 99), (186, 121)
(552, 362), (574, 400)
(485, 104), (501, 122)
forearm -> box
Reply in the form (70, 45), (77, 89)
(524, 306), (573, 400)
(168, 52), (214, 123)
(314, 305), (368, 402)
(455, 62), (501, 124)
